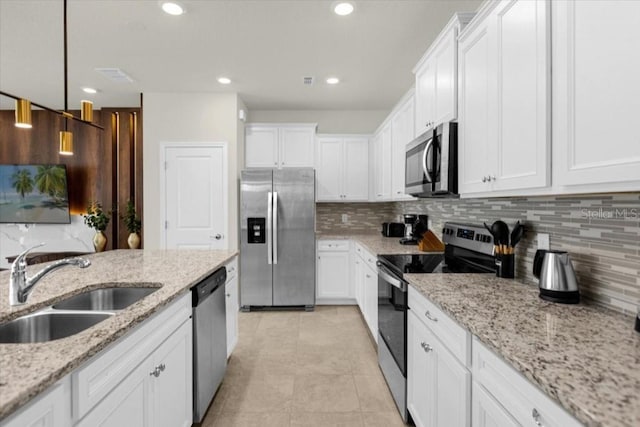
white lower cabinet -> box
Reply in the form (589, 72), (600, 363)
(472, 382), (519, 427)
(0, 378), (71, 427)
(472, 337), (582, 427)
(77, 301), (193, 427)
(353, 243), (378, 344)
(316, 240), (352, 304)
(407, 310), (470, 427)
(225, 256), (239, 358)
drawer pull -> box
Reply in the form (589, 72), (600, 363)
(420, 342), (433, 353)
(532, 408), (544, 427)
(424, 311), (438, 322)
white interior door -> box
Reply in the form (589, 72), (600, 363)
(163, 144), (228, 250)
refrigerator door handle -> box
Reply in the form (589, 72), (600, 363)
(267, 191), (273, 265)
(273, 191), (278, 265)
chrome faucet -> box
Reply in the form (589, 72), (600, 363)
(9, 243), (91, 306)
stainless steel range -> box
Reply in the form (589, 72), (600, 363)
(376, 222), (496, 423)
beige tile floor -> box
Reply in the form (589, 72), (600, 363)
(200, 306), (409, 427)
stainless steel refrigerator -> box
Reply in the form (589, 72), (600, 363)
(240, 168), (316, 310)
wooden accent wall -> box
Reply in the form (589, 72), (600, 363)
(0, 107), (143, 249)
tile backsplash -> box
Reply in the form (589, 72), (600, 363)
(317, 193), (640, 316)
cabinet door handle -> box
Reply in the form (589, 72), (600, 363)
(150, 367), (161, 377)
(532, 408), (544, 427)
(226, 293), (231, 297)
(420, 342), (433, 352)
(482, 176), (487, 183)
(159, 363), (166, 372)
(366, 274), (371, 278)
(424, 311), (438, 322)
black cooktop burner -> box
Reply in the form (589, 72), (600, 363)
(378, 253), (494, 278)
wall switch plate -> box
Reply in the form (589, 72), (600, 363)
(537, 233), (550, 250)
(341, 214), (348, 223)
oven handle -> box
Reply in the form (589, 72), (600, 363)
(376, 262), (407, 292)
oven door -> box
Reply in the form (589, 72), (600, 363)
(405, 129), (436, 197)
(377, 262), (408, 376)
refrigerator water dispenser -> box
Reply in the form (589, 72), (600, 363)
(247, 218), (266, 243)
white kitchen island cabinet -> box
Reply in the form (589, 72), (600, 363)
(316, 135), (369, 202)
(458, 0), (550, 196)
(0, 378), (71, 427)
(245, 123), (316, 169)
(552, 0), (640, 193)
(225, 256), (239, 358)
(75, 293), (193, 427)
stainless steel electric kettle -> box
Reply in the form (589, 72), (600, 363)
(533, 250), (580, 304)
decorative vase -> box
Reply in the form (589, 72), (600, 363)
(127, 232), (141, 249)
(93, 231), (107, 252)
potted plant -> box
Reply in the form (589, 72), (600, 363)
(121, 200), (142, 249)
(83, 201), (110, 252)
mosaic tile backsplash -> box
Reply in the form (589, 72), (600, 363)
(317, 193), (640, 315)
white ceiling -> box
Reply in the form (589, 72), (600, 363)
(0, 0), (482, 111)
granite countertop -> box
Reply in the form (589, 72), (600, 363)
(323, 231), (640, 426)
(0, 249), (237, 421)
(407, 273), (640, 427)
(317, 231), (441, 255)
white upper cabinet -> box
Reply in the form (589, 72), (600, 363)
(245, 124), (316, 168)
(552, 0), (640, 192)
(458, 0), (550, 196)
(414, 13), (475, 136)
(374, 123), (392, 201)
(458, 15), (491, 195)
(390, 91), (416, 201)
(316, 135), (369, 202)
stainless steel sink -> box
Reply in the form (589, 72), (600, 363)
(0, 311), (113, 344)
(52, 287), (159, 311)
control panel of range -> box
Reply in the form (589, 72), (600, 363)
(442, 222), (494, 254)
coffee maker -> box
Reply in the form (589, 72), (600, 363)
(399, 214), (428, 245)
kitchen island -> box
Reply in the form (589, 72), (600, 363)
(0, 249), (237, 422)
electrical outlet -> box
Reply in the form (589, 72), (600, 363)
(537, 233), (550, 250)
(341, 214), (348, 223)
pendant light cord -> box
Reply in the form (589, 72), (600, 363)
(63, 0), (68, 131)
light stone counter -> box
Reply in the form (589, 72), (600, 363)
(318, 231), (639, 426)
(317, 231), (441, 255)
(406, 273), (640, 427)
(0, 249), (237, 421)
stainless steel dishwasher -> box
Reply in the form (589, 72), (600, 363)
(192, 267), (227, 423)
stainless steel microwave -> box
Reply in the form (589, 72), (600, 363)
(404, 122), (458, 198)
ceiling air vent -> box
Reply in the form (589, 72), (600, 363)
(95, 68), (134, 83)
(302, 76), (314, 86)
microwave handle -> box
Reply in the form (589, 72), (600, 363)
(422, 138), (434, 183)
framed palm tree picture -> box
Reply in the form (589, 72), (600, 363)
(0, 164), (71, 224)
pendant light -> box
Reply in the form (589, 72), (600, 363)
(59, 131), (73, 156)
(15, 99), (32, 128)
(81, 100), (93, 122)
(0, 0), (104, 146)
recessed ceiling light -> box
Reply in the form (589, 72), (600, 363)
(161, 2), (185, 16)
(326, 77), (340, 85)
(82, 87), (97, 94)
(218, 77), (231, 85)
(333, 2), (354, 16)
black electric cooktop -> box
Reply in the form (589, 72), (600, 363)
(378, 253), (494, 278)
